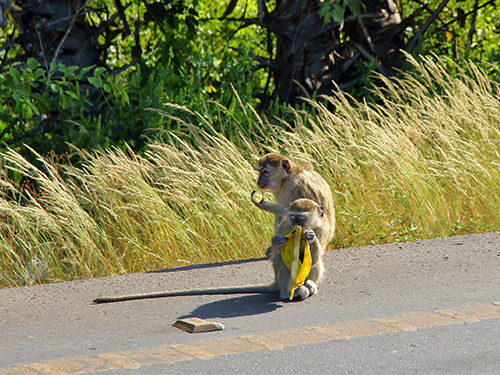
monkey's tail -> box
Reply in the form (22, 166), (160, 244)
(92, 284), (277, 304)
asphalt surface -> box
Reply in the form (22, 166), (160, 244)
(1, 232), (500, 374)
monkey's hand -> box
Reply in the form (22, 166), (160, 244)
(304, 229), (315, 243)
(271, 234), (288, 246)
(251, 192), (288, 217)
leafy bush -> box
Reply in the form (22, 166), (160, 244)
(0, 58), (131, 155)
(0, 50), (263, 160)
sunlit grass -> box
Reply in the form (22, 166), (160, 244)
(1, 55), (499, 287)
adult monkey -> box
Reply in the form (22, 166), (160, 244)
(253, 153), (335, 245)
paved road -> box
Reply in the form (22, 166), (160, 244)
(1, 232), (499, 374)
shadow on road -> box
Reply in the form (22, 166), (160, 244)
(181, 293), (283, 319)
(147, 257), (268, 274)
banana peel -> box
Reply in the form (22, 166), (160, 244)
(280, 225), (312, 300)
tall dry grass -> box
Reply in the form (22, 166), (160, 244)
(1, 55), (499, 287)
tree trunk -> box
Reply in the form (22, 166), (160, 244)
(262, 0), (403, 104)
(13, 0), (99, 68)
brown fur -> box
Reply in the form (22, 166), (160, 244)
(257, 154), (312, 173)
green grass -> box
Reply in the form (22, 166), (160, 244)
(1, 54), (500, 288)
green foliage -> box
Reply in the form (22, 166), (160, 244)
(0, 41), (262, 158)
(0, 58), (132, 156)
(318, 0), (364, 23)
(0, 0), (498, 160)
(402, 0), (500, 67)
(139, 0), (199, 71)
(0, 0), (273, 158)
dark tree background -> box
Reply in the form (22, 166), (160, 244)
(221, 0), (494, 104)
(12, 0), (99, 68)
(257, 0), (405, 104)
(0, 0), (497, 155)
(6, 0), (491, 103)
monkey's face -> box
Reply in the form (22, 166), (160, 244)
(256, 164), (280, 190)
(288, 211), (309, 228)
(286, 199), (325, 229)
(255, 157), (290, 191)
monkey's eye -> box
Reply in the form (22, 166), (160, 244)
(297, 215), (305, 222)
(262, 169), (270, 176)
(289, 215), (296, 221)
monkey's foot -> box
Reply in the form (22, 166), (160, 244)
(304, 280), (318, 295)
(292, 285), (310, 301)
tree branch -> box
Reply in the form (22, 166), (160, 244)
(220, 0), (239, 19)
(36, 27), (49, 72)
(96, 3), (132, 37)
(443, 0), (495, 27)
(353, 42), (391, 76)
(114, 0), (131, 35)
(404, 0), (450, 52)
(385, 5), (425, 41)
(50, 1), (88, 70)
(132, 0), (141, 61)
(467, 0), (480, 47)
(357, 16), (376, 54)
(257, 0), (268, 23)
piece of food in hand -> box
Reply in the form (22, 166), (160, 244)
(251, 190), (263, 204)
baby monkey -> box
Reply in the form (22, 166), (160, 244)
(267, 198), (327, 300)
(93, 198), (326, 304)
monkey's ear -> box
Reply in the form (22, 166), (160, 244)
(281, 159), (291, 172)
(317, 205), (324, 217)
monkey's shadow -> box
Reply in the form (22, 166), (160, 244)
(180, 293), (283, 319)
